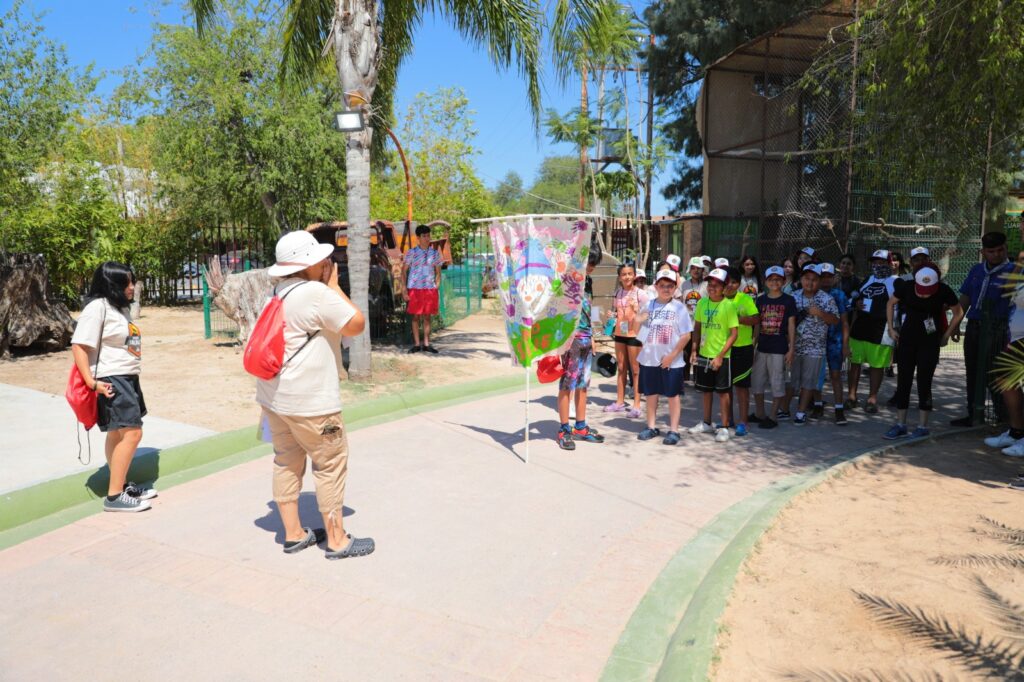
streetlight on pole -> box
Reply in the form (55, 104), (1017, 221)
(336, 91), (414, 232)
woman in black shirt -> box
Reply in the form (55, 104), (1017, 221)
(884, 262), (964, 440)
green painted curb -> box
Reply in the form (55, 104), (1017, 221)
(0, 373), (536, 552)
(601, 426), (985, 682)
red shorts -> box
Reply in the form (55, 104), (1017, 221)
(407, 288), (439, 315)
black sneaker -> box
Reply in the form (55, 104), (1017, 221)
(776, 410), (791, 421)
(950, 416), (973, 427)
(748, 413), (762, 424)
(408, 345), (422, 354)
(810, 404), (824, 419)
(124, 481), (158, 501)
(423, 345), (439, 354)
(835, 408), (848, 426)
(758, 418), (778, 430)
(793, 414), (807, 426)
(885, 367), (895, 378)
(557, 430), (575, 451)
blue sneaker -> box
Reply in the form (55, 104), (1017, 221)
(735, 424), (748, 437)
(638, 427), (661, 441)
(909, 427), (930, 439)
(883, 424), (908, 440)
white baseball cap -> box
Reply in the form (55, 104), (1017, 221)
(910, 246), (929, 258)
(655, 269), (678, 284)
(705, 268), (728, 284)
(819, 262), (836, 275)
(914, 266), (940, 296)
(765, 265), (785, 279)
(801, 263), (821, 276)
(688, 256), (705, 270)
(268, 230), (335, 277)
(635, 268), (647, 280)
(666, 254), (682, 270)
(801, 246), (815, 257)
(714, 257), (730, 268)
(871, 249), (890, 261)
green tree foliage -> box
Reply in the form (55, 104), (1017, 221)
(520, 156), (582, 213)
(804, 0), (1024, 210)
(371, 87), (495, 253)
(143, 0), (349, 234)
(492, 171), (525, 213)
(644, 0), (818, 212)
(0, 1), (143, 303)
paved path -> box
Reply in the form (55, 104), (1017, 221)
(0, 367), (968, 680)
(0, 384), (215, 494)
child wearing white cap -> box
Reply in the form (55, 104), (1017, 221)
(847, 249), (897, 414)
(689, 268), (739, 443)
(635, 270), (694, 445)
(752, 266), (796, 428)
(883, 261), (963, 440)
(789, 264), (839, 425)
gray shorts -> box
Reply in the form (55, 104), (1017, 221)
(751, 352), (786, 397)
(97, 375), (147, 432)
(788, 355), (824, 391)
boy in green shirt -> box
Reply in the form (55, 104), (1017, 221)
(689, 268), (739, 443)
(724, 267), (760, 436)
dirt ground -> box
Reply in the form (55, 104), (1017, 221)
(0, 299), (524, 432)
(713, 432), (1024, 681)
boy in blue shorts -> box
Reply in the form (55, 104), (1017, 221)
(813, 263), (850, 425)
(556, 249), (605, 450)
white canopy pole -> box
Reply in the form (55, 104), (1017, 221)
(470, 213), (600, 224)
(524, 365), (530, 464)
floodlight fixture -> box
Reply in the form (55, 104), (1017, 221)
(334, 110), (365, 133)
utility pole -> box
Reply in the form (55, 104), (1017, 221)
(644, 34), (655, 224)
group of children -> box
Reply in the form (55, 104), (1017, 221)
(553, 245), (956, 450)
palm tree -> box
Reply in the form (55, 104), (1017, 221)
(189, 0), (558, 380)
(551, 0), (642, 227)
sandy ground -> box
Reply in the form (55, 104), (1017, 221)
(0, 300), (525, 432)
(713, 432), (1024, 681)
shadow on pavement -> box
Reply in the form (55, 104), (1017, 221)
(253, 494), (355, 545)
(85, 447), (161, 496)
(449, 420), (560, 457)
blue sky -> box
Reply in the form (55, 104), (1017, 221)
(12, 0), (670, 214)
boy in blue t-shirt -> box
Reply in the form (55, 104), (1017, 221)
(556, 249), (605, 450)
(814, 263), (851, 424)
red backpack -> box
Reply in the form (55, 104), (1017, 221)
(243, 282), (319, 380)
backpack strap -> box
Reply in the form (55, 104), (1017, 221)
(274, 280), (321, 368)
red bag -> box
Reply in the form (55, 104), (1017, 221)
(65, 365), (98, 430)
(243, 282), (318, 380)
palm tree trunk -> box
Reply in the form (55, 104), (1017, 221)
(334, 0), (380, 382)
(578, 68), (589, 211)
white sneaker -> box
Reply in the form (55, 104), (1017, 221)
(1002, 440), (1024, 458)
(985, 430), (1018, 449)
(689, 421), (715, 435)
(714, 427), (731, 443)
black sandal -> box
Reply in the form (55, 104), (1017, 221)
(283, 527), (326, 554)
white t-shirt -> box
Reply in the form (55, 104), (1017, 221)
(1010, 282), (1024, 342)
(678, 279), (707, 312)
(70, 298), (141, 377)
(638, 299), (694, 369)
(255, 278), (357, 417)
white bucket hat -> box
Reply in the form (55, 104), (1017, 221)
(268, 231), (335, 277)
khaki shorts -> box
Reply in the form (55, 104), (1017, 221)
(751, 352), (786, 397)
(263, 408), (349, 514)
(789, 354), (824, 391)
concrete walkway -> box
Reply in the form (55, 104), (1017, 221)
(0, 384), (215, 494)
(0, 366), (969, 680)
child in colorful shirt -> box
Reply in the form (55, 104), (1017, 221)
(557, 249), (605, 450)
(814, 263), (851, 424)
(752, 266), (796, 428)
(402, 225), (443, 353)
(790, 264), (840, 425)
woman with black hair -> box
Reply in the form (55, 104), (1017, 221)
(739, 255), (763, 297)
(71, 261), (155, 512)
